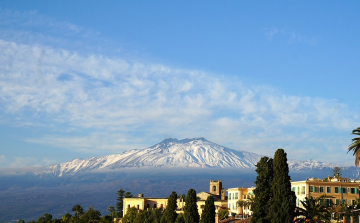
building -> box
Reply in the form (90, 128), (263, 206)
(122, 193), (184, 215)
(227, 187), (255, 216)
(291, 176), (360, 208)
(123, 180), (228, 217)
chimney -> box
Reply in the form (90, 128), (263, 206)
(138, 193), (144, 197)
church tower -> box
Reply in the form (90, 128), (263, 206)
(209, 179), (222, 196)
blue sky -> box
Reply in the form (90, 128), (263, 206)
(0, 1), (359, 168)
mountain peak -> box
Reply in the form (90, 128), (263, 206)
(159, 137), (208, 145)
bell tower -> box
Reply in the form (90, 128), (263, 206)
(209, 179), (222, 195)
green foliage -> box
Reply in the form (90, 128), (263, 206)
(200, 196), (215, 223)
(268, 149), (296, 223)
(175, 214), (185, 223)
(122, 207), (163, 223)
(107, 206), (115, 219)
(122, 207), (138, 223)
(294, 197), (330, 223)
(81, 206), (101, 222)
(125, 192), (133, 198)
(162, 191), (178, 223)
(116, 188), (125, 217)
(251, 156), (273, 223)
(116, 188), (133, 217)
(348, 127), (360, 167)
(217, 209), (228, 221)
(37, 213), (52, 223)
(72, 204), (84, 219)
(61, 213), (72, 223)
(17, 219), (25, 223)
(184, 189), (199, 223)
(100, 215), (112, 223)
(144, 208), (163, 223)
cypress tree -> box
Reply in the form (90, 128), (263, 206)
(268, 149), (296, 223)
(251, 156), (273, 223)
(200, 195), (215, 223)
(163, 191), (178, 223)
(116, 188), (125, 217)
(184, 189), (199, 223)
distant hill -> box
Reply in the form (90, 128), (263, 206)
(40, 138), (337, 176)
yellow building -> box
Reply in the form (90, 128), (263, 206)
(123, 194), (185, 215)
(291, 177), (360, 208)
(123, 180), (228, 217)
(227, 187), (254, 216)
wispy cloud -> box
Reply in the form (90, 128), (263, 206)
(264, 27), (318, 45)
(0, 38), (357, 163)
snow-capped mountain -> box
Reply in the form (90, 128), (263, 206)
(41, 138), (336, 176)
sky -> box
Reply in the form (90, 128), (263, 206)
(0, 1), (359, 169)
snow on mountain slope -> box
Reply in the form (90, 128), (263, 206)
(41, 138), (336, 176)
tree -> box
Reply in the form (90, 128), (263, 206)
(251, 156), (273, 223)
(37, 214), (52, 223)
(143, 208), (163, 223)
(107, 206), (115, 219)
(17, 219), (25, 223)
(294, 197), (330, 223)
(61, 213), (71, 223)
(162, 191), (178, 223)
(184, 189), (199, 223)
(125, 191), (133, 198)
(175, 214), (185, 223)
(122, 207), (138, 223)
(81, 206), (101, 223)
(217, 208), (229, 221)
(72, 204), (84, 219)
(332, 167), (341, 177)
(348, 127), (360, 167)
(268, 149), (296, 223)
(200, 195), (215, 223)
(116, 188), (125, 217)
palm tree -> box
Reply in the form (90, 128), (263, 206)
(347, 127), (360, 167)
(294, 197), (330, 223)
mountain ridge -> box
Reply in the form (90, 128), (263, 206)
(39, 137), (337, 177)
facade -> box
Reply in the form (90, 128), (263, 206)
(291, 177), (360, 208)
(122, 194), (184, 215)
(227, 187), (255, 216)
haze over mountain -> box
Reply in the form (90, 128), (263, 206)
(41, 138), (337, 177)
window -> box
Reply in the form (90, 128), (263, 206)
(326, 187), (331, 193)
(137, 205), (139, 210)
(335, 187), (339, 193)
(213, 186), (216, 192)
(147, 204), (150, 209)
(351, 188), (356, 194)
(127, 204), (130, 209)
(320, 186), (324, 193)
(343, 199), (347, 205)
(229, 193), (231, 200)
(291, 187), (295, 192)
(352, 200), (356, 205)
(309, 186), (315, 192)
(336, 199), (340, 205)
(160, 204), (163, 209)
(154, 204), (157, 208)
(235, 192), (238, 200)
(342, 187), (346, 194)
(302, 186), (305, 194)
